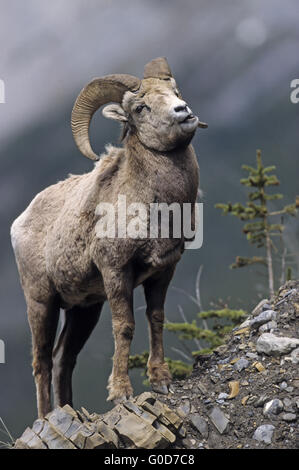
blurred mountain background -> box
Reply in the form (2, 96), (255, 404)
(0, 0), (298, 438)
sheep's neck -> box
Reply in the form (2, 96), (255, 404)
(124, 134), (190, 179)
(123, 133), (196, 204)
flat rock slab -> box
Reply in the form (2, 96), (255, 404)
(208, 406), (230, 434)
(14, 393), (184, 450)
(189, 414), (209, 439)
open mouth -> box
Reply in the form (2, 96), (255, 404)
(178, 113), (208, 130)
(180, 113), (196, 123)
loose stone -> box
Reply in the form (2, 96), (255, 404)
(253, 425), (275, 444)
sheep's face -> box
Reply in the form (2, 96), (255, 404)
(103, 78), (200, 151)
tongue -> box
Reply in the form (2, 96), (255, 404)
(198, 120), (208, 129)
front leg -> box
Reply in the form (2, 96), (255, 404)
(143, 266), (175, 395)
(102, 267), (135, 404)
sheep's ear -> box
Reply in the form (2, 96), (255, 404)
(102, 104), (128, 122)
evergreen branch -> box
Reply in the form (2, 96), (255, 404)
(192, 348), (214, 357)
(249, 191), (262, 201)
(243, 221), (266, 233)
(246, 232), (266, 245)
(241, 164), (259, 174)
(165, 321), (223, 347)
(264, 194), (283, 201)
(231, 256), (267, 268)
(165, 359), (192, 379)
(198, 308), (247, 323)
(128, 352), (149, 369)
(268, 223), (284, 232)
(262, 165), (276, 173)
(264, 175), (280, 186)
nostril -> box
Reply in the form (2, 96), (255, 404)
(174, 105), (187, 113)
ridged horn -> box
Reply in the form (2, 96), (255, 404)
(144, 57), (173, 79)
(71, 74), (140, 161)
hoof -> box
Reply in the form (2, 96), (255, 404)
(151, 382), (169, 395)
(113, 395), (127, 405)
(113, 394), (133, 405)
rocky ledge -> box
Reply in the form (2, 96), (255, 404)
(157, 280), (299, 449)
(14, 281), (299, 449)
(14, 392), (185, 449)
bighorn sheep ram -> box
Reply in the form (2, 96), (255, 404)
(11, 58), (207, 418)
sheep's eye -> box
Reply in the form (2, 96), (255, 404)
(135, 105), (145, 114)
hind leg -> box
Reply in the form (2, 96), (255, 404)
(52, 303), (102, 408)
(27, 295), (60, 418)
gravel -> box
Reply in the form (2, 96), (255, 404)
(153, 281), (299, 449)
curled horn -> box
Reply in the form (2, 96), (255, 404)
(144, 57), (173, 79)
(71, 74), (140, 161)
